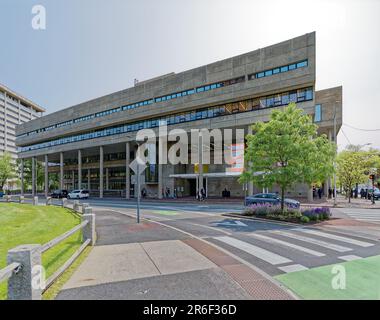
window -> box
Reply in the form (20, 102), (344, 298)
(297, 60), (308, 68)
(280, 66), (288, 73)
(256, 72), (265, 78)
(266, 96), (274, 108)
(281, 93), (289, 105)
(297, 89), (306, 102)
(265, 70), (273, 77)
(314, 104), (322, 122)
(273, 68), (280, 74)
(289, 91), (297, 103)
(306, 88), (313, 100)
(289, 64), (296, 70)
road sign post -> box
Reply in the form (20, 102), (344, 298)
(129, 158), (147, 224)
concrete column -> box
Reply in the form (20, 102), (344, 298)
(198, 134), (204, 193)
(99, 146), (104, 198)
(307, 187), (313, 203)
(247, 126), (254, 196)
(158, 138), (163, 199)
(78, 150), (82, 190)
(106, 168), (109, 190)
(88, 169), (91, 191)
(83, 212), (96, 246)
(32, 157), (36, 196)
(20, 159), (24, 196)
(60, 152), (64, 190)
(44, 154), (48, 198)
(125, 142), (130, 199)
(7, 244), (42, 300)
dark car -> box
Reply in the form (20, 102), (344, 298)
(245, 193), (300, 208)
(368, 188), (380, 200)
(50, 189), (68, 199)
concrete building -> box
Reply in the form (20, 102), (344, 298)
(0, 83), (44, 161)
(15, 32), (342, 199)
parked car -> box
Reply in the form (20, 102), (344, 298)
(245, 193), (300, 208)
(50, 189), (68, 199)
(368, 188), (380, 200)
(68, 189), (89, 199)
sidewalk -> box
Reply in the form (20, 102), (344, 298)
(56, 209), (294, 300)
(301, 196), (380, 209)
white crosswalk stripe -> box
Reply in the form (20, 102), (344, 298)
(296, 229), (374, 247)
(214, 236), (292, 265)
(344, 211), (380, 223)
(247, 233), (326, 257)
(278, 264), (309, 273)
(269, 230), (352, 252)
(339, 255), (362, 261)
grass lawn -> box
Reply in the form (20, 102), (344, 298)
(276, 255), (380, 300)
(0, 203), (82, 300)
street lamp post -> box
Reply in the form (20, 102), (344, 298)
(333, 104), (337, 207)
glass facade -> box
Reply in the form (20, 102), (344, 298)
(18, 75), (246, 138)
(314, 104), (322, 122)
(248, 60), (308, 81)
(19, 87), (313, 152)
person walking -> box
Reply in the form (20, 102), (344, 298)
(318, 187), (323, 199)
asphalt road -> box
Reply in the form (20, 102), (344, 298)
(76, 199), (380, 277)
(3, 197), (380, 278)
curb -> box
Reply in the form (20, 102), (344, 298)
(222, 213), (307, 228)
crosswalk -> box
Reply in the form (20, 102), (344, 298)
(212, 228), (377, 275)
(343, 210), (380, 224)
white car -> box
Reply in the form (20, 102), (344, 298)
(68, 190), (89, 199)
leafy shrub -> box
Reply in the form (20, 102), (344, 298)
(243, 203), (274, 217)
(244, 204), (302, 220)
(301, 207), (331, 221)
(300, 216), (310, 223)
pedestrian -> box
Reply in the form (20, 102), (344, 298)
(328, 187), (333, 199)
(360, 188), (365, 199)
(318, 187), (322, 199)
(201, 188), (206, 201)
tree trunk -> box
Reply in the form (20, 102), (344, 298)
(281, 187), (285, 214)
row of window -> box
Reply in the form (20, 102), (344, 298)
(248, 60), (308, 80)
(20, 75), (245, 136)
(18, 59), (308, 138)
(19, 87), (313, 153)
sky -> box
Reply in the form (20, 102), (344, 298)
(0, 0), (379, 150)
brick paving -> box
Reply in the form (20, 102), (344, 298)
(183, 238), (295, 300)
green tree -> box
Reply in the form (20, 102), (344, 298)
(337, 149), (380, 202)
(240, 103), (335, 212)
(0, 152), (16, 190)
(337, 151), (367, 203)
(17, 159), (44, 191)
